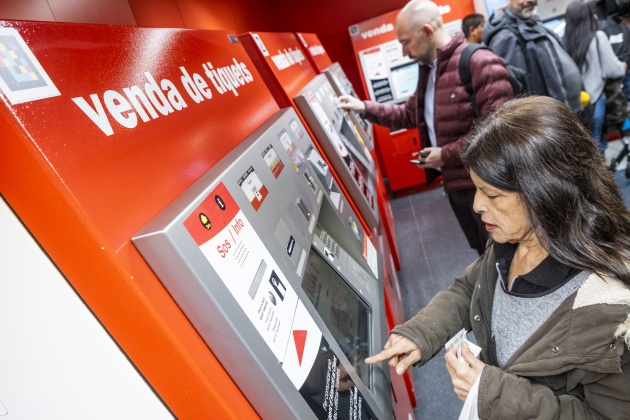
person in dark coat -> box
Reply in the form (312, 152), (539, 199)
(483, 0), (584, 112)
(338, 0), (514, 255)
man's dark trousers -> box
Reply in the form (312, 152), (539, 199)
(447, 188), (488, 255)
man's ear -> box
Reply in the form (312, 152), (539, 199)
(422, 23), (434, 38)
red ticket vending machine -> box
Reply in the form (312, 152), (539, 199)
(0, 21), (285, 419)
(348, 4), (466, 195)
(294, 32), (402, 271)
(237, 39), (416, 417)
(239, 32), (383, 238)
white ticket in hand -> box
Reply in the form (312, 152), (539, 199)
(445, 329), (482, 364)
(457, 340), (482, 364)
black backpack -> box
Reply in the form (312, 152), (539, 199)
(458, 43), (528, 117)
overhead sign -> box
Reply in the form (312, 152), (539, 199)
(295, 33), (333, 73)
(239, 32), (318, 107)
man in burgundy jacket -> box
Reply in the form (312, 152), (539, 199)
(338, 0), (514, 255)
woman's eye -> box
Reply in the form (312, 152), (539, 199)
(487, 195), (498, 199)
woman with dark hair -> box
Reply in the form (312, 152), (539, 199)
(366, 96), (630, 419)
(564, 0), (626, 153)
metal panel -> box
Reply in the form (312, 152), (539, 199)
(133, 108), (392, 419)
(294, 74), (379, 229)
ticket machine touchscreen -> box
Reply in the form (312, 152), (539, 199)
(390, 62), (419, 100)
(302, 248), (371, 388)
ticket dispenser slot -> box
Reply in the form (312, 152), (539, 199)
(133, 108), (392, 420)
(297, 198), (311, 221)
(306, 147), (333, 190)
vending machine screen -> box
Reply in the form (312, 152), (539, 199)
(390, 62), (419, 100)
(302, 250), (372, 388)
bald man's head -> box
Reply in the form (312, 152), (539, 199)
(397, 0), (443, 31)
(395, 0), (448, 65)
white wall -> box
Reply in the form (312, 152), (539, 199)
(0, 197), (174, 420)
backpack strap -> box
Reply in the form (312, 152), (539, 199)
(459, 43), (489, 118)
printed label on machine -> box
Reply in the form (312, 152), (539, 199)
(289, 118), (304, 141)
(362, 236), (379, 279)
(0, 28), (61, 105)
(262, 144), (284, 178)
(183, 183), (298, 361)
(283, 301), (374, 420)
(292, 149), (305, 173)
(252, 33), (269, 56)
(238, 167), (268, 211)
(278, 128), (296, 156)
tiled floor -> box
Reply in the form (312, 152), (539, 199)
(388, 140), (630, 419)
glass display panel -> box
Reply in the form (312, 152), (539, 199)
(302, 249), (372, 389)
(390, 62), (419, 99)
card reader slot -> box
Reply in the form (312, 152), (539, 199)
(296, 198), (311, 221)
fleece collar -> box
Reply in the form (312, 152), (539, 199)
(574, 273), (630, 350)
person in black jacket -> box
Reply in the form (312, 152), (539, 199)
(483, 0), (584, 112)
(595, 3), (630, 101)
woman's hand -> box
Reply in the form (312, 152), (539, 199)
(365, 333), (421, 375)
(445, 342), (485, 401)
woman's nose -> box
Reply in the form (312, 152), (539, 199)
(472, 191), (485, 214)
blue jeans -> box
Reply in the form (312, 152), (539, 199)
(623, 69), (630, 102)
(623, 69), (630, 132)
(591, 92), (607, 154)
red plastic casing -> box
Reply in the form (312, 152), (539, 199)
(0, 21), (284, 419)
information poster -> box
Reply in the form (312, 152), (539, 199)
(183, 183), (297, 361)
(362, 47), (386, 79)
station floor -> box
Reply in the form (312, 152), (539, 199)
(389, 139), (630, 420)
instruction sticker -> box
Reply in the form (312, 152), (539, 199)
(238, 167), (268, 211)
(0, 28), (60, 104)
(252, 33), (270, 56)
(292, 149), (305, 173)
(362, 236), (379, 279)
(279, 128), (296, 156)
(183, 183), (298, 361)
(289, 118), (304, 141)
(262, 144), (284, 178)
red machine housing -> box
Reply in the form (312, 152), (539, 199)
(0, 21), (283, 419)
